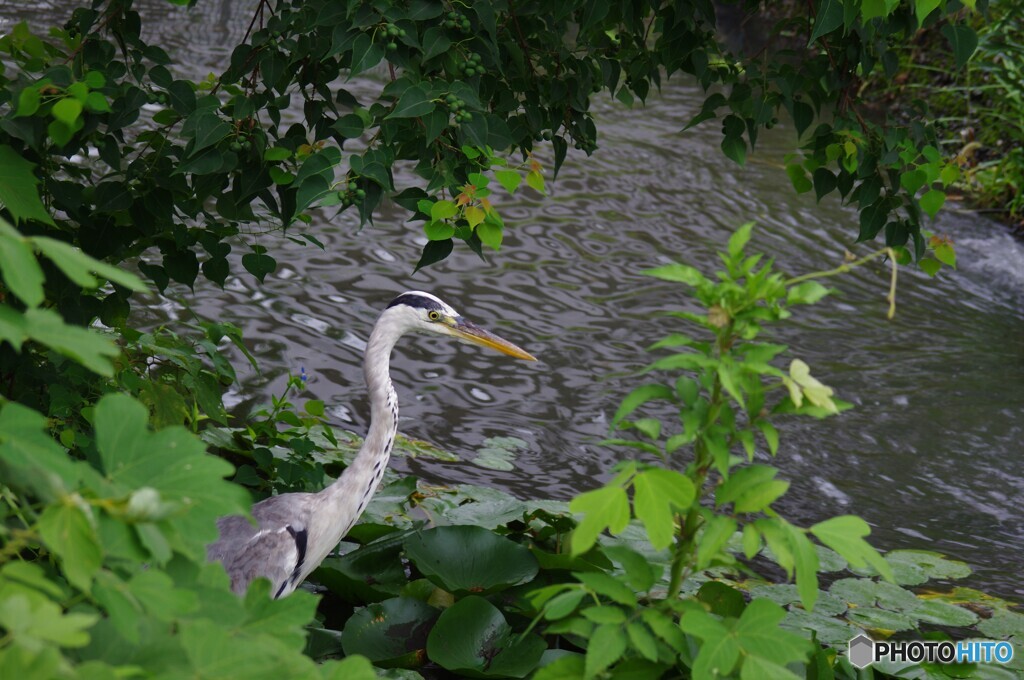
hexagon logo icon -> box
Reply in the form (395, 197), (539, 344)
(848, 634), (875, 669)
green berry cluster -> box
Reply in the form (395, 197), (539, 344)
(384, 23), (405, 51)
(228, 139), (253, 152)
(444, 94), (472, 125)
(456, 52), (484, 78)
(338, 180), (366, 206)
(443, 11), (471, 32)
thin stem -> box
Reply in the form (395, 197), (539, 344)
(785, 247), (898, 319)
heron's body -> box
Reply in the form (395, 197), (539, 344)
(206, 291), (534, 597)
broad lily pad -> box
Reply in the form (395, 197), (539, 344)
(829, 578), (920, 611)
(846, 607), (917, 633)
(912, 599), (979, 627)
(404, 526), (538, 595)
(978, 609), (1024, 639)
(783, 608), (862, 646)
(341, 597), (439, 667)
(883, 549), (972, 585)
(394, 435), (460, 462)
(749, 584), (848, 617)
(426, 595), (545, 678)
(471, 436), (528, 471)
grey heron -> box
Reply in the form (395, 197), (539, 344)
(206, 291), (536, 598)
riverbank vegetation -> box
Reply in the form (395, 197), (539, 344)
(1, 0), (1021, 678)
(862, 1), (1024, 229)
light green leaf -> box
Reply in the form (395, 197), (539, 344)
(494, 169), (521, 194)
(476, 222), (502, 250)
(915, 0), (942, 19)
(263, 147), (291, 161)
(52, 97), (83, 125)
(464, 205), (485, 229)
(94, 393), (248, 557)
(919, 257), (942, 277)
(786, 281), (831, 305)
(728, 222), (755, 258)
(755, 421), (779, 455)
(741, 655), (802, 680)
(717, 361), (745, 410)
(642, 263), (707, 286)
(574, 571), (637, 607)
(585, 623), (627, 678)
(430, 199), (458, 221)
(784, 523), (820, 612)
(680, 609), (740, 677)
(786, 164), (812, 193)
(632, 469), (695, 550)
(424, 220), (455, 241)
(525, 169), (545, 194)
(934, 242), (956, 268)
(611, 383), (674, 427)
(32, 237), (147, 292)
(919, 188), (946, 219)
(37, 500), (103, 592)
(734, 599), (812, 667)
(626, 621), (659, 662)
(717, 466), (777, 507)
(742, 524), (762, 559)
(810, 516), (894, 582)
(696, 516), (737, 569)
(0, 594), (98, 648)
(568, 484), (630, 555)
(17, 308), (121, 376)
(0, 227), (44, 306)
(581, 605), (627, 624)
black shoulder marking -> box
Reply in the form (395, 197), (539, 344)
(387, 293), (444, 311)
(285, 525), (308, 584)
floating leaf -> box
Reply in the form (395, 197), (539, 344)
(403, 526), (538, 595)
(341, 597), (438, 666)
(426, 596), (545, 678)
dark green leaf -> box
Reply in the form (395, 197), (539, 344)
(413, 239), (453, 272)
(427, 596), (545, 678)
(941, 24), (978, 68)
(242, 252), (277, 283)
(810, 0), (844, 43)
(0, 146), (55, 226)
(341, 597), (439, 664)
(403, 525), (538, 595)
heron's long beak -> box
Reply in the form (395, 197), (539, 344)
(450, 319), (537, 361)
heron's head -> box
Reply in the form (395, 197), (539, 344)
(384, 291), (536, 361)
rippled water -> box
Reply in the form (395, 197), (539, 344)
(15, 1), (1024, 601)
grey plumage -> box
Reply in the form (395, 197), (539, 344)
(206, 291), (536, 598)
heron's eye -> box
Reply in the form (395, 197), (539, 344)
(428, 310), (441, 321)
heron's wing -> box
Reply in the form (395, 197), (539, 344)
(206, 494), (311, 598)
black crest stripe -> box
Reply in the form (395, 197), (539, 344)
(386, 293), (445, 311)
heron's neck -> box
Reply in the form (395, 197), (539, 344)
(320, 312), (403, 523)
